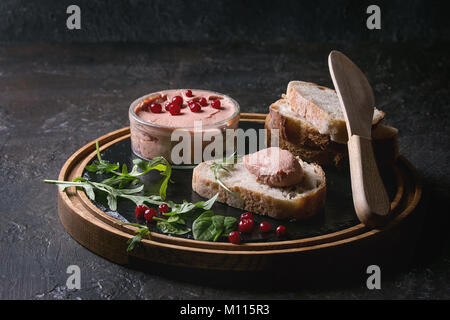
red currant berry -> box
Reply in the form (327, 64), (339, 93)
(185, 90), (193, 97)
(164, 102), (172, 111)
(211, 99), (221, 109)
(259, 221), (271, 233)
(238, 218), (254, 233)
(228, 231), (241, 244)
(240, 212), (253, 221)
(198, 97), (208, 106)
(172, 95), (183, 106)
(150, 103), (162, 113)
(276, 225), (287, 236)
(169, 103), (181, 115)
(144, 208), (157, 222)
(158, 203), (169, 213)
(189, 102), (201, 113)
(135, 205), (148, 219)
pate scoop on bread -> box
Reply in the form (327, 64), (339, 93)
(192, 147), (326, 220)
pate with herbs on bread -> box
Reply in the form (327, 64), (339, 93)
(192, 147), (326, 220)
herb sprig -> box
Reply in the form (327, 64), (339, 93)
(45, 143), (241, 251)
(44, 178), (163, 211)
(210, 153), (244, 203)
(85, 141), (171, 200)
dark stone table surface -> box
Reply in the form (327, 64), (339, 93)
(0, 41), (449, 299)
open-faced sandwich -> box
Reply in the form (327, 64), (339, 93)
(265, 81), (399, 167)
(192, 147), (326, 220)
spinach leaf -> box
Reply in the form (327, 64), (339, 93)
(224, 216), (237, 234)
(156, 220), (191, 235)
(192, 211), (237, 242)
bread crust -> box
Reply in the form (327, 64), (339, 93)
(192, 161), (326, 220)
(286, 81), (385, 143)
(266, 112), (398, 167)
(268, 100), (335, 148)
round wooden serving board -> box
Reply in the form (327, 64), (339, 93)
(57, 113), (422, 272)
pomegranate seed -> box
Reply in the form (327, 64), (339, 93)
(211, 99), (221, 109)
(172, 95), (183, 106)
(150, 103), (162, 113)
(169, 103), (181, 115)
(259, 221), (271, 233)
(238, 218), (254, 233)
(185, 90), (193, 97)
(144, 208), (157, 222)
(158, 203), (169, 213)
(240, 212), (253, 221)
(189, 102), (201, 113)
(228, 231), (241, 244)
(198, 97), (208, 106)
(276, 225), (287, 236)
(135, 205), (149, 219)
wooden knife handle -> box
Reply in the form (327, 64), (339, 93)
(347, 135), (391, 227)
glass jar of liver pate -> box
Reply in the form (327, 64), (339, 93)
(129, 89), (240, 166)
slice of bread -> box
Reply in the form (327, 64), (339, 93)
(192, 158), (326, 220)
(266, 101), (399, 167)
(276, 138), (347, 167)
(268, 98), (338, 148)
(286, 81), (385, 143)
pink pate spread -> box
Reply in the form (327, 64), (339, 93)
(244, 147), (304, 187)
(135, 89), (237, 127)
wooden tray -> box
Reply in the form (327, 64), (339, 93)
(56, 113), (422, 272)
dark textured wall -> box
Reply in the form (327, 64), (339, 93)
(0, 0), (448, 43)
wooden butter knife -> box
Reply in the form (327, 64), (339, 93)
(328, 50), (390, 227)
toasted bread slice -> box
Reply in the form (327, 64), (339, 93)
(268, 99), (337, 148)
(192, 158), (326, 220)
(265, 103), (398, 167)
(275, 138), (347, 167)
(286, 81), (385, 143)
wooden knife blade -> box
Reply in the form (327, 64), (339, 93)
(328, 50), (390, 227)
